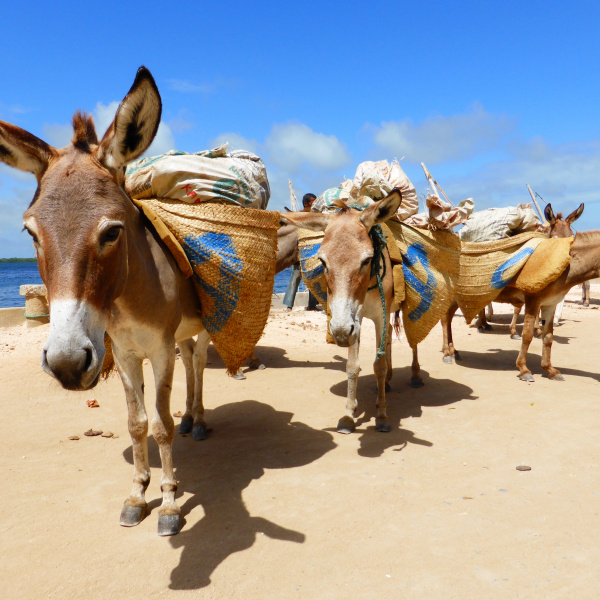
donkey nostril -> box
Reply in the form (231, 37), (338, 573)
(83, 347), (93, 372)
(349, 324), (355, 336)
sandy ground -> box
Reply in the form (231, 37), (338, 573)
(1, 289), (599, 600)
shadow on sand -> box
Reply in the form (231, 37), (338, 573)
(123, 400), (336, 590)
(204, 344), (346, 374)
(452, 348), (600, 382)
(328, 365), (478, 458)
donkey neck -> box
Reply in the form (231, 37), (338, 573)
(566, 231), (600, 286)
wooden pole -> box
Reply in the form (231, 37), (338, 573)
(527, 184), (546, 223)
(421, 162), (454, 206)
(288, 180), (298, 212)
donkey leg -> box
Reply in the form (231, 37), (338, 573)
(441, 300), (459, 363)
(337, 337), (360, 434)
(115, 351), (150, 528)
(373, 318), (390, 432)
(191, 330), (211, 440)
(385, 322), (393, 390)
(178, 339), (195, 434)
(540, 305), (563, 381)
(510, 305), (522, 340)
(516, 303), (539, 382)
(151, 347), (181, 536)
(410, 346), (423, 387)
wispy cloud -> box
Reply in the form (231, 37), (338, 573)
(168, 79), (217, 94)
(265, 122), (351, 172)
(370, 104), (516, 165)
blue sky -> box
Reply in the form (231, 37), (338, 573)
(2, 1), (600, 257)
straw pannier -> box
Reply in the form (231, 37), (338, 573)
(455, 232), (545, 322)
(386, 221), (461, 347)
(135, 199), (279, 374)
(508, 236), (574, 294)
(297, 229), (328, 311)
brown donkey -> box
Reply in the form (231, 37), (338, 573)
(0, 68), (210, 536)
(280, 190), (406, 434)
(442, 211), (596, 382)
(468, 202), (584, 339)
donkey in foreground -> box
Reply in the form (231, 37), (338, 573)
(280, 190), (412, 434)
(0, 68), (209, 536)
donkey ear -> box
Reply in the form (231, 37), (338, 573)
(544, 203), (557, 225)
(97, 66), (162, 170)
(359, 188), (402, 230)
(279, 211), (331, 232)
(0, 121), (56, 180)
(565, 203), (584, 224)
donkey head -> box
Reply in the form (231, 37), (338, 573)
(280, 189), (402, 346)
(0, 67), (161, 390)
(544, 203), (584, 238)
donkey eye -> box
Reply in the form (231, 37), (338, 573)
(360, 257), (372, 270)
(101, 226), (122, 245)
(23, 227), (39, 245)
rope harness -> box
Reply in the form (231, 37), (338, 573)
(368, 225), (388, 359)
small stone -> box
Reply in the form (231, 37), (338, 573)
(172, 411), (183, 418)
(101, 432), (114, 438)
(68, 435), (80, 441)
(516, 465), (532, 471)
(84, 429), (103, 437)
(86, 399), (99, 408)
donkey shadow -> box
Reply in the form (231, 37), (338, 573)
(204, 344), (346, 374)
(328, 366), (477, 458)
(454, 348), (600, 382)
(123, 400), (335, 590)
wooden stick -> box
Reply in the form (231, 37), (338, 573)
(288, 180), (299, 212)
(527, 184), (546, 223)
(421, 162), (454, 205)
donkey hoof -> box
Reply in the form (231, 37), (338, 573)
(192, 422), (210, 441)
(518, 373), (535, 383)
(511, 334), (521, 340)
(179, 416), (193, 434)
(232, 370), (246, 380)
(337, 416), (356, 434)
(375, 418), (391, 433)
(410, 377), (424, 388)
(158, 513), (181, 536)
(549, 373), (565, 381)
(120, 503), (148, 527)
(443, 356), (453, 364)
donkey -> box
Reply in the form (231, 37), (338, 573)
(442, 202), (584, 364)
(280, 190), (409, 434)
(0, 67), (212, 536)
(468, 202), (584, 339)
(442, 219), (597, 383)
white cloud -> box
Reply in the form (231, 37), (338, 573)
(370, 104), (515, 165)
(265, 123), (351, 172)
(208, 132), (259, 154)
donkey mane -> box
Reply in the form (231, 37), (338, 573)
(575, 230), (600, 243)
(71, 111), (98, 151)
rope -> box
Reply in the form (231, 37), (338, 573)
(368, 225), (388, 359)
